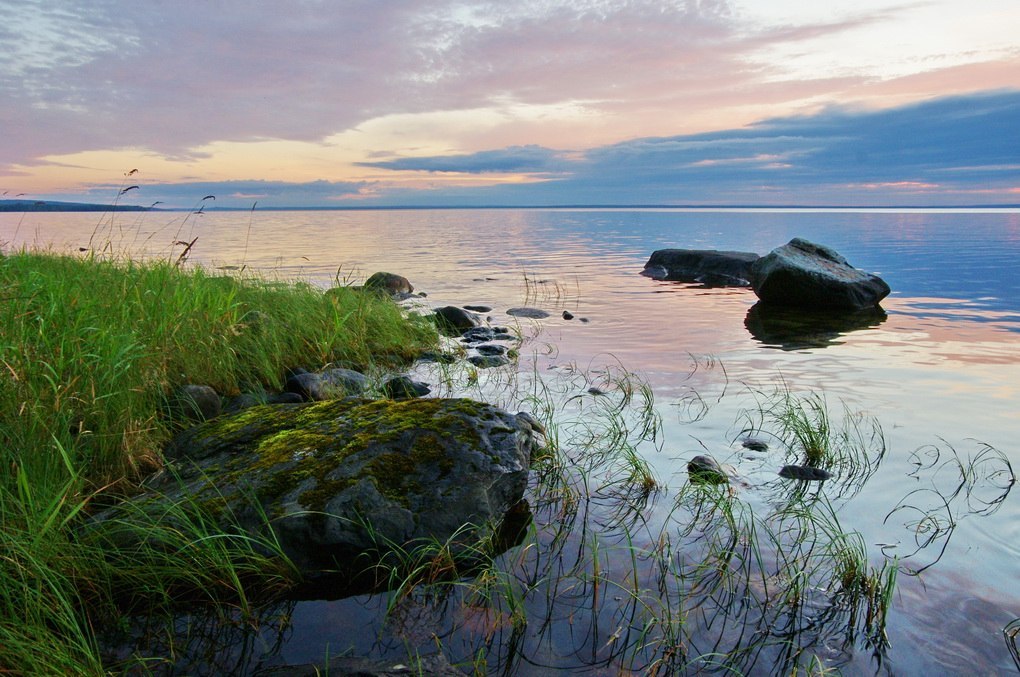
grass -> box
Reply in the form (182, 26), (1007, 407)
(0, 248), (438, 673)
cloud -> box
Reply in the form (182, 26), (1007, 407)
(358, 145), (571, 174)
(0, 0), (953, 173)
(359, 90), (1020, 205)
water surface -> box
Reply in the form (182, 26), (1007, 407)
(5, 208), (1019, 674)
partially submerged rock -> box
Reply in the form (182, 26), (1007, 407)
(364, 271), (414, 296)
(433, 306), (481, 334)
(507, 307), (550, 319)
(687, 455), (735, 484)
(643, 249), (760, 287)
(749, 238), (890, 310)
(108, 398), (539, 593)
(778, 464), (833, 481)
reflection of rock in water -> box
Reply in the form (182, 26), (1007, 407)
(744, 302), (887, 350)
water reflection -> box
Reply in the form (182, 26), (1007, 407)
(744, 302), (888, 350)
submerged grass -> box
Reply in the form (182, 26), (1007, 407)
(0, 249), (438, 673)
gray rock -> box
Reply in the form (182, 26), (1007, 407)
(382, 376), (431, 399)
(364, 272), (413, 295)
(507, 307), (550, 319)
(778, 465), (833, 481)
(285, 368), (370, 401)
(749, 238), (890, 310)
(172, 384), (221, 422)
(643, 249), (760, 287)
(434, 306), (481, 334)
(741, 437), (769, 452)
(461, 326), (515, 343)
(475, 344), (507, 356)
(463, 304), (492, 313)
(562, 310), (574, 320)
(468, 354), (510, 369)
(115, 398), (537, 587)
(687, 454), (731, 484)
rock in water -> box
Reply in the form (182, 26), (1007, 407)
(363, 271), (414, 295)
(749, 238), (890, 310)
(101, 398), (538, 591)
(642, 249), (760, 287)
(433, 306), (481, 334)
(687, 455), (731, 484)
(778, 465), (833, 481)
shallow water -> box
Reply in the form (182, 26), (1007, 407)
(5, 207), (1020, 673)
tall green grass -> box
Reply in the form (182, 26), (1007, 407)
(0, 250), (437, 673)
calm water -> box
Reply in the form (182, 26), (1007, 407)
(4, 208), (1020, 674)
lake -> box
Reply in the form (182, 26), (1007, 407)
(4, 207), (1020, 674)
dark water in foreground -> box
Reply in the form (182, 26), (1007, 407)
(5, 208), (1020, 674)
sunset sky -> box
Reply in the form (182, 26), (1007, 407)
(2, 0), (1019, 208)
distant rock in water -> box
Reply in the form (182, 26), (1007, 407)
(749, 238), (890, 311)
(507, 307), (550, 319)
(642, 249), (760, 287)
(778, 465), (833, 481)
(363, 272), (413, 295)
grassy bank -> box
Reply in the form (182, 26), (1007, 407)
(0, 250), (438, 673)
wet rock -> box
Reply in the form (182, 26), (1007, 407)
(461, 326), (515, 343)
(434, 306), (481, 334)
(687, 455), (732, 484)
(382, 376), (431, 400)
(109, 398), (539, 589)
(778, 465), (833, 481)
(749, 238), (890, 310)
(364, 272), (413, 295)
(475, 344), (507, 356)
(416, 351), (458, 364)
(741, 437), (769, 452)
(643, 249), (760, 287)
(463, 304), (492, 313)
(469, 354), (510, 369)
(507, 307), (550, 319)
(285, 368), (370, 401)
(562, 310), (574, 320)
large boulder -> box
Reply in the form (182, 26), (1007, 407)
(105, 398), (538, 592)
(642, 249), (760, 287)
(749, 238), (890, 310)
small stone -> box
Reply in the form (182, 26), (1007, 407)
(562, 310), (574, 320)
(687, 455), (729, 484)
(741, 437), (769, 452)
(476, 344), (507, 356)
(778, 465), (832, 481)
(363, 271), (413, 295)
(469, 354), (510, 369)
(463, 305), (492, 313)
(507, 307), (550, 319)
(383, 376), (431, 400)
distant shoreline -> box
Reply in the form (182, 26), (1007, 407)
(0, 200), (150, 213)
(3, 199), (1018, 213)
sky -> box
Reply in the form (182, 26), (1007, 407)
(1, 0), (1018, 208)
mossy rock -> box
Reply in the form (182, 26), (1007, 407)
(109, 397), (539, 590)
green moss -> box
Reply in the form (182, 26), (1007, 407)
(190, 397), (499, 515)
